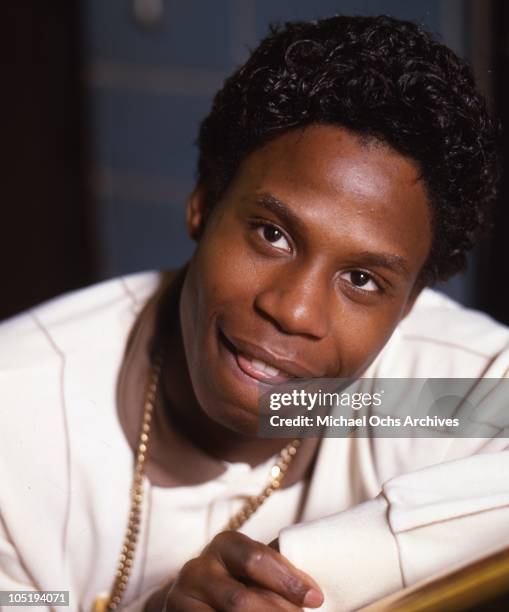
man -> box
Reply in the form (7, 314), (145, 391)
(1, 14), (508, 612)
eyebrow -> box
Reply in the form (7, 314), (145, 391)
(351, 251), (410, 277)
(254, 192), (305, 233)
(252, 192), (410, 278)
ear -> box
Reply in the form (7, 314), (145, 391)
(186, 184), (209, 241)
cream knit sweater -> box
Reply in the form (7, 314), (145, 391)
(1, 272), (508, 611)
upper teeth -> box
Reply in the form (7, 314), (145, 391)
(250, 358), (281, 377)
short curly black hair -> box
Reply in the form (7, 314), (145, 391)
(197, 14), (500, 286)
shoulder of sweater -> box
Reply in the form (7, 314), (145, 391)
(0, 270), (162, 371)
(399, 288), (509, 357)
(365, 289), (509, 378)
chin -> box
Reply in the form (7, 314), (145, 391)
(203, 397), (261, 438)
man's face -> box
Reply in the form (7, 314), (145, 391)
(180, 125), (432, 434)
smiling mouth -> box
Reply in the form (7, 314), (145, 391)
(218, 328), (295, 384)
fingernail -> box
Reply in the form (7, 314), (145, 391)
(303, 588), (323, 607)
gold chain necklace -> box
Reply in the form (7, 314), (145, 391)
(93, 354), (301, 611)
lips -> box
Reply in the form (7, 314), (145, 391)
(235, 351), (294, 384)
(218, 327), (317, 384)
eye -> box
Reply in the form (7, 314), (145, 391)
(340, 270), (380, 293)
(256, 223), (292, 253)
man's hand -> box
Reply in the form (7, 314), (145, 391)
(145, 531), (324, 611)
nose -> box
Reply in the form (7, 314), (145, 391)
(254, 266), (330, 338)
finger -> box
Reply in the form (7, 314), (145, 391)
(249, 586), (306, 611)
(191, 571), (304, 612)
(207, 531), (324, 608)
(163, 592), (214, 611)
(176, 555), (268, 611)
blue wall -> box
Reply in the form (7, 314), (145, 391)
(83, 0), (471, 302)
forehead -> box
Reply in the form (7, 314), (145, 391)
(255, 127), (412, 199)
(226, 124), (432, 271)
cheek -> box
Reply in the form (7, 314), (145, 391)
(195, 221), (263, 305)
(181, 223), (255, 355)
(329, 306), (403, 377)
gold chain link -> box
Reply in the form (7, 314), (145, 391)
(94, 353), (300, 611)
